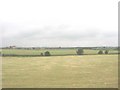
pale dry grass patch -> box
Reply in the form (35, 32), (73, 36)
(2, 55), (118, 88)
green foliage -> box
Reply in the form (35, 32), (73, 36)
(2, 48), (118, 56)
(41, 53), (43, 56)
(44, 51), (51, 56)
(98, 50), (103, 54)
(105, 50), (108, 54)
(76, 48), (84, 55)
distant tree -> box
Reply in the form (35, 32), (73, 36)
(76, 48), (84, 55)
(105, 50), (108, 54)
(44, 51), (51, 56)
(32, 47), (35, 50)
(41, 53), (43, 56)
(98, 50), (103, 54)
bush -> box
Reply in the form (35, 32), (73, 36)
(41, 53), (43, 56)
(105, 50), (108, 54)
(98, 50), (103, 54)
(44, 51), (51, 56)
(0, 52), (1, 56)
(76, 48), (84, 55)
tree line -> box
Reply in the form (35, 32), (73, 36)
(41, 48), (109, 56)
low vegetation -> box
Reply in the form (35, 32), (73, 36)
(1, 48), (118, 56)
(105, 50), (109, 54)
(76, 48), (84, 55)
(1, 47), (118, 88)
(2, 55), (118, 88)
(44, 51), (51, 56)
(98, 50), (103, 54)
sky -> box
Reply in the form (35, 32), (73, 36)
(0, 0), (119, 47)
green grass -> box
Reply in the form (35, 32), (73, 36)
(2, 55), (118, 88)
(2, 49), (76, 55)
(2, 49), (118, 55)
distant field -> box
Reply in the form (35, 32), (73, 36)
(2, 55), (118, 88)
(1, 49), (118, 56)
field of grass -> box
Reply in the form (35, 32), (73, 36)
(2, 55), (118, 88)
(2, 49), (118, 55)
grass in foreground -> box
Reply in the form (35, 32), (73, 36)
(2, 55), (118, 88)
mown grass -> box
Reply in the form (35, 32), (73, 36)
(2, 55), (118, 88)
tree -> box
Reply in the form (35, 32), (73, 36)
(98, 50), (103, 54)
(41, 53), (43, 56)
(76, 48), (84, 55)
(105, 50), (108, 54)
(44, 51), (51, 56)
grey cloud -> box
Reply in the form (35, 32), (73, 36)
(1, 24), (118, 47)
(17, 26), (100, 40)
(102, 31), (118, 38)
(2, 25), (117, 41)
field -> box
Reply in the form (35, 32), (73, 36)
(2, 54), (118, 88)
(2, 49), (118, 56)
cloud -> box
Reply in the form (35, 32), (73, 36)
(1, 24), (118, 47)
(0, 0), (118, 47)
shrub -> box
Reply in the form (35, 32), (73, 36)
(105, 50), (108, 54)
(41, 53), (43, 56)
(98, 50), (103, 54)
(44, 51), (51, 56)
(76, 48), (84, 55)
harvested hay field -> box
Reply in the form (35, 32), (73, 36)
(2, 55), (118, 88)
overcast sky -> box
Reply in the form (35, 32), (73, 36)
(0, 0), (118, 47)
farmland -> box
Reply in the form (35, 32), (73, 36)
(2, 54), (118, 88)
(1, 48), (118, 56)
